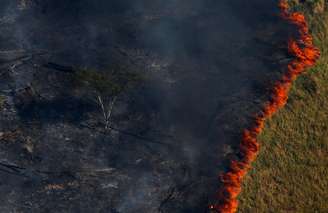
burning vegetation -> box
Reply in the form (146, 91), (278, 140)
(211, 0), (320, 212)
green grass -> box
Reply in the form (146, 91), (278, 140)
(238, 2), (328, 213)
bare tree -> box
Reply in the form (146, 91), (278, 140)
(74, 67), (143, 130)
(97, 94), (117, 129)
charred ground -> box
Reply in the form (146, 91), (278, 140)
(0, 1), (291, 212)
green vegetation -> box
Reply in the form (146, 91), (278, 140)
(0, 95), (5, 109)
(73, 66), (144, 129)
(74, 67), (143, 97)
(238, 1), (328, 212)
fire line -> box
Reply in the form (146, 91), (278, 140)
(210, 1), (320, 212)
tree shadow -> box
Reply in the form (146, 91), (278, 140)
(16, 96), (96, 124)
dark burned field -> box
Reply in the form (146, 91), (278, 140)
(0, 0), (291, 212)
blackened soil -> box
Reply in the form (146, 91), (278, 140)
(0, 0), (291, 212)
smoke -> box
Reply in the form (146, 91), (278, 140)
(212, 1), (320, 212)
(0, 0), (300, 212)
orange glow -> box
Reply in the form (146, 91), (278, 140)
(211, 1), (320, 212)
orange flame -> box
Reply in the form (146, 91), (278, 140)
(211, 1), (320, 212)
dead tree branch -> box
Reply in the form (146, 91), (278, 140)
(97, 94), (117, 130)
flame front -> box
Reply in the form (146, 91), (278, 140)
(211, 1), (320, 212)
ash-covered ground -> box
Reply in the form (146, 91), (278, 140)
(0, 0), (291, 212)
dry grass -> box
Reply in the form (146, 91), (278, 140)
(238, 2), (328, 213)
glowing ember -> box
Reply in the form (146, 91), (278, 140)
(211, 1), (320, 212)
